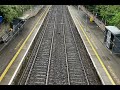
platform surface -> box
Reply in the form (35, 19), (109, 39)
(0, 6), (51, 85)
(68, 5), (120, 85)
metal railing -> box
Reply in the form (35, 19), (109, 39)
(77, 5), (120, 54)
(0, 20), (27, 52)
(78, 5), (106, 31)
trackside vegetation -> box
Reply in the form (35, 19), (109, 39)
(84, 5), (120, 28)
(0, 5), (33, 23)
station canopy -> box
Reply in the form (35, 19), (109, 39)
(105, 26), (120, 36)
(18, 14), (30, 20)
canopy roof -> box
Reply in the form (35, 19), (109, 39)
(18, 14), (29, 20)
(105, 26), (120, 35)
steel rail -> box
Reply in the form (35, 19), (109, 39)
(66, 7), (90, 85)
(24, 10), (51, 85)
(45, 9), (56, 85)
(62, 7), (71, 85)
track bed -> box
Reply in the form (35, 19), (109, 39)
(15, 5), (102, 85)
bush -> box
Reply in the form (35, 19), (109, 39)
(85, 5), (120, 28)
(0, 5), (32, 23)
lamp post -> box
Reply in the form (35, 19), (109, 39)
(78, 5), (79, 13)
(86, 14), (87, 32)
(78, 5), (79, 10)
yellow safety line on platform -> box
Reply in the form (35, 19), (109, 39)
(74, 16), (115, 85)
(0, 6), (50, 82)
(15, 39), (24, 50)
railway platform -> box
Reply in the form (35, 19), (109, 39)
(0, 5), (51, 85)
(68, 5), (120, 85)
(0, 5), (119, 85)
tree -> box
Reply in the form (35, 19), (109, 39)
(0, 5), (32, 23)
(85, 5), (120, 28)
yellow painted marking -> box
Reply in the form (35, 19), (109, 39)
(90, 16), (94, 22)
(15, 39), (24, 50)
(74, 17), (116, 85)
(0, 6), (50, 82)
(72, 10), (117, 85)
(108, 66), (120, 84)
(68, 7), (115, 84)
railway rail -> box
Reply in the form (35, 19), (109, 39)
(15, 5), (102, 85)
(0, 5), (46, 77)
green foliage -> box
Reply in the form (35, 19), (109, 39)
(85, 5), (120, 28)
(110, 12), (120, 27)
(0, 5), (32, 23)
(85, 5), (97, 12)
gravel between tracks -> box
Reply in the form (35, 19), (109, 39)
(16, 5), (102, 85)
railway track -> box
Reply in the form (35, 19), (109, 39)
(15, 5), (102, 85)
